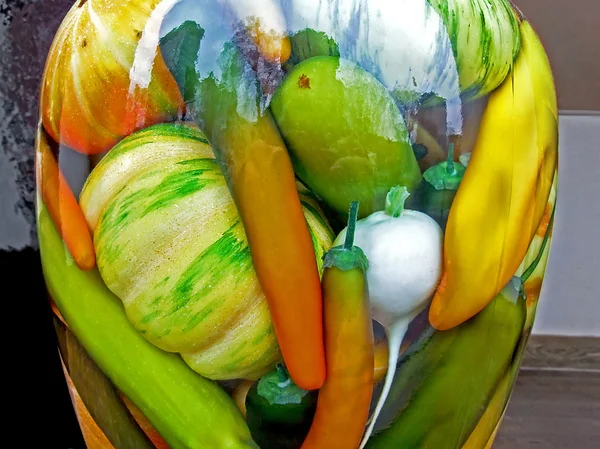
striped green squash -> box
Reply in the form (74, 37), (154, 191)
(428, 0), (521, 98)
(80, 122), (335, 381)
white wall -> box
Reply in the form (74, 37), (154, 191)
(533, 113), (600, 336)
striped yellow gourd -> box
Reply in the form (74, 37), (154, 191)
(80, 122), (334, 381)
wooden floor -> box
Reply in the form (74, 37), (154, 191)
(494, 370), (600, 448)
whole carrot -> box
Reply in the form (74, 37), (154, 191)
(301, 202), (374, 449)
(36, 125), (95, 271)
(197, 46), (325, 390)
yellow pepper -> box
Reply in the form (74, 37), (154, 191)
(429, 20), (558, 330)
(462, 170), (557, 449)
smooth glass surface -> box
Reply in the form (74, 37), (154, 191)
(35, 1), (558, 448)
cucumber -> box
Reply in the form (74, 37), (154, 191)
(38, 201), (258, 449)
(366, 281), (526, 449)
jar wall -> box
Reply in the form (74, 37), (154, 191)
(36, 1), (558, 448)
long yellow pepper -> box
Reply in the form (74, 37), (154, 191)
(462, 174), (556, 449)
(429, 21), (558, 330)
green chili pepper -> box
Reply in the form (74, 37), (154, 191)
(245, 364), (317, 449)
(411, 143), (466, 229)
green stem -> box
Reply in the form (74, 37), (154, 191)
(446, 142), (455, 175)
(275, 363), (289, 383)
(344, 201), (359, 250)
(385, 186), (410, 218)
(323, 200), (368, 272)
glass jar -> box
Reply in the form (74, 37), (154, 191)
(36, 1), (558, 448)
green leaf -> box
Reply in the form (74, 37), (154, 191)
(159, 21), (205, 104)
(284, 28), (340, 70)
(257, 365), (309, 406)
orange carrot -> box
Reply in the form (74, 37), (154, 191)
(301, 202), (374, 449)
(36, 125), (95, 270)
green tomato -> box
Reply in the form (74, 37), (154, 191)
(271, 56), (422, 219)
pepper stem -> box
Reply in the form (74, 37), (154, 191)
(385, 186), (410, 218)
(446, 142), (455, 174)
(275, 363), (289, 383)
(344, 201), (359, 250)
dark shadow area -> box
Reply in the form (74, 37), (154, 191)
(2, 248), (85, 448)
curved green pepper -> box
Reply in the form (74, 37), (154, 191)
(410, 183), (457, 230)
(365, 282), (526, 449)
(38, 200), (257, 449)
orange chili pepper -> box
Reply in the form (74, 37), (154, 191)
(224, 114), (325, 390)
(198, 46), (325, 391)
(36, 126), (95, 271)
(301, 202), (374, 449)
(373, 340), (389, 384)
(49, 295), (69, 329)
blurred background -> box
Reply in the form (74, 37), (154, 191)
(1, 0), (598, 446)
